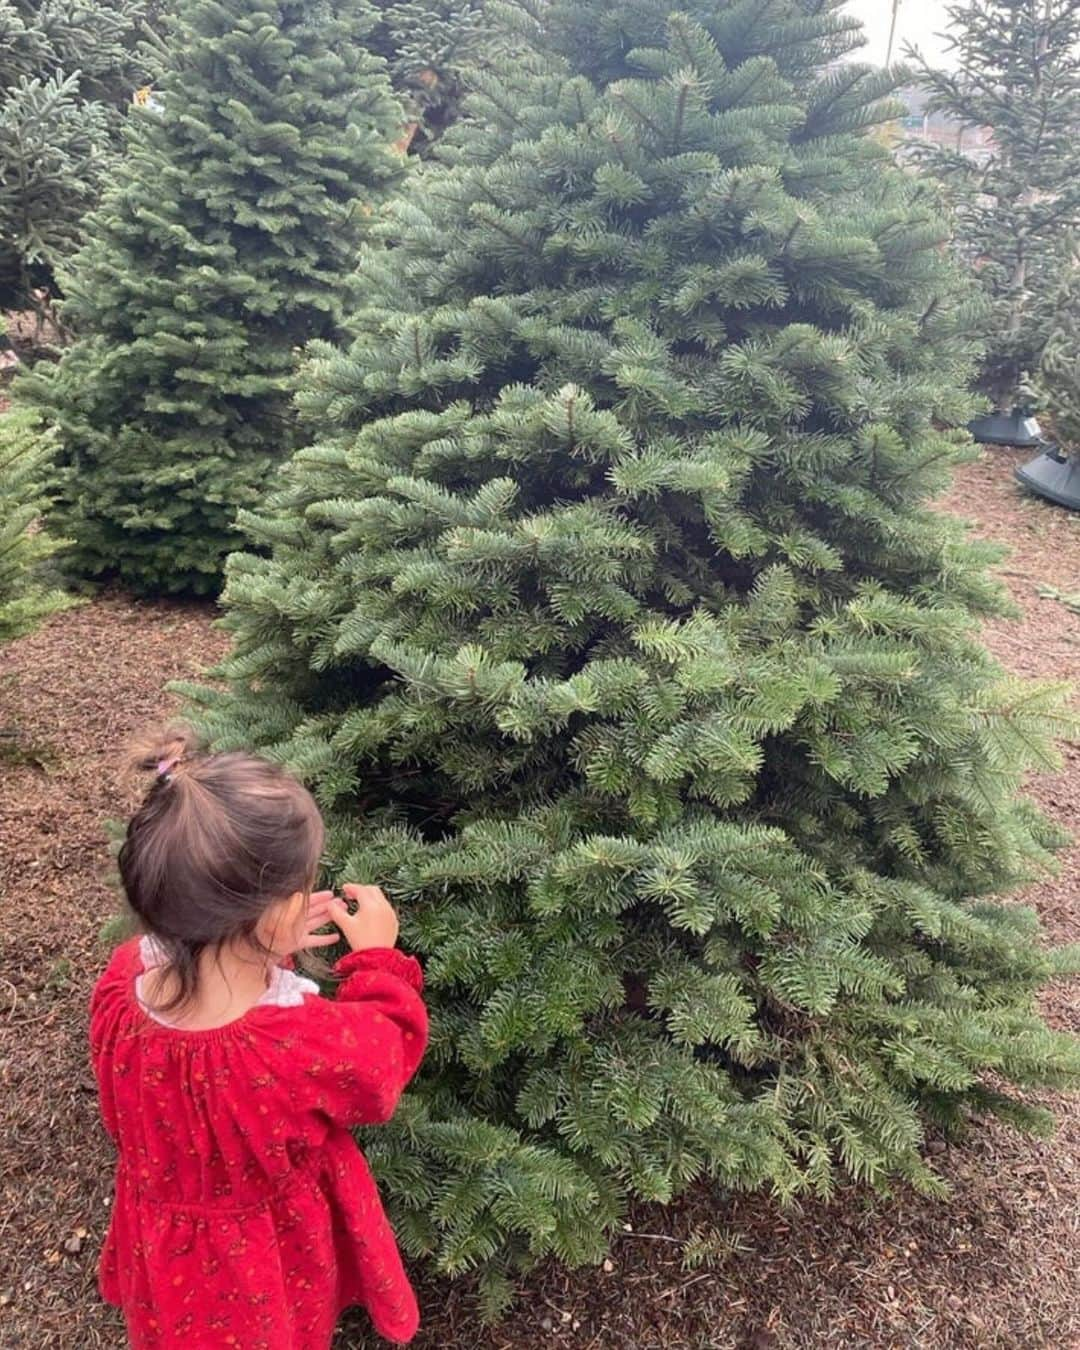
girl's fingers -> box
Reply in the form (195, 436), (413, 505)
(305, 891), (333, 921)
(327, 895), (353, 925)
(297, 931), (341, 950)
(342, 883), (387, 910)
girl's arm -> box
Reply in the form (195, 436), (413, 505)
(289, 887), (428, 1127)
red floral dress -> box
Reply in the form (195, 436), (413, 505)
(90, 936), (428, 1348)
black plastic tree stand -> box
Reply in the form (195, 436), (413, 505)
(1015, 445), (1080, 511)
(968, 411), (1044, 448)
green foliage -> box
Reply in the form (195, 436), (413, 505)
(1035, 260), (1080, 456)
(369, 0), (493, 151)
(0, 0), (150, 99)
(0, 0), (151, 311)
(186, 0), (1080, 1284)
(18, 0), (407, 595)
(680, 1223), (750, 1270)
(0, 408), (74, 641)
(0, 71), (113, 309)
(912, 1), (1080, 409)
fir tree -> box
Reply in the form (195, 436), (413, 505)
(368, 0), (492, 152)
(0, 0), (151, 313)
(1036, 260), (1080, 455)
(912, 0), (1080, 414)
(18, 0), (405, 595)
(0, 71), (113, 315)
(186, 0), (1080, 1297)
(0, 408), (74, 641)
(0, 0), (150, 101)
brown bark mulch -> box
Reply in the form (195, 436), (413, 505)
(1, 448), (1078, 1349)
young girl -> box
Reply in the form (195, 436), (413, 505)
(90, 728), (428, 1349)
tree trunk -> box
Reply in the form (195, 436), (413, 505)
(1002, 250), (1028, 411)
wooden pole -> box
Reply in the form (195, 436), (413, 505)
(886, 0), (902, 65)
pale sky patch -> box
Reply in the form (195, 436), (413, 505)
(842, 0), (960, 69)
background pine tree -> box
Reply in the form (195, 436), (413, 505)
(0, 407), (74, 641)
(0, 0), (152, 316)
(17, 0), (406, 595)
(912, 0), (1080, 412)
(368, 0), (492, 152)
(186, 0), (1080, 1299)
(1035, 256), (1080, 455)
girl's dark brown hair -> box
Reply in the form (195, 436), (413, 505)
(119, 724), (325, 1014)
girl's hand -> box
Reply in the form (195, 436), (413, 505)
(295, 889), (342, 952)
(329, 884), (400, 952)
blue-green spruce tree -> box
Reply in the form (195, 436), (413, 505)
(18, 0), (405, 594)
(186, 0), (1080, 1304)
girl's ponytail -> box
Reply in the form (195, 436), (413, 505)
(128, 722), (200, 782)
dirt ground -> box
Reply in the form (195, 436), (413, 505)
(1, 448), (1077, 1349)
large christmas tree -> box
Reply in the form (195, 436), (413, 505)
(18, 0), (405, 594)
(188, 0), (1080, 1298)
(913, 0), (1080, 425)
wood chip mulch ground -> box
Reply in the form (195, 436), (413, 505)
(0, 447), (1077, 1349)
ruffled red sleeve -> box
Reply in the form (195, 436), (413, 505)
(292, 947), (428, 1129)
(89, 937), (142, 1141)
